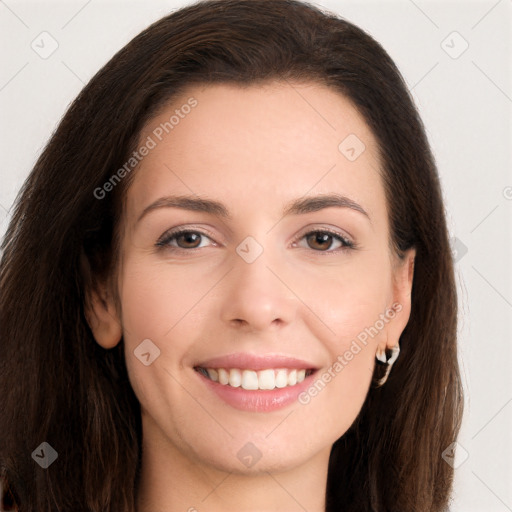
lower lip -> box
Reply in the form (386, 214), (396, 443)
(196, 370), (316, 412)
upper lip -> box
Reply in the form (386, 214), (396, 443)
(195, 353), (320, 371)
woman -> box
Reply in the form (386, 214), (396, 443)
(0, 0), (463, 510)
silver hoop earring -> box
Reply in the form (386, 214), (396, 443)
(374, 343), (400, 387)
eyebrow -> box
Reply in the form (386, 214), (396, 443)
(136, 193), (370, 224)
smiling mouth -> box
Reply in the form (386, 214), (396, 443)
(194, 367), (316, 390)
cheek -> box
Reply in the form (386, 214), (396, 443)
(298, 254), (392, 404)
(296, 303), (382, 440)
(119, 255), (213, 341)
(117, 256), (218, 406)
(302, 254), (393, 345)
(280, 256), (391, 427)
(294, 332), (377, 446)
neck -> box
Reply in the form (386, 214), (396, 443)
(135, 418), (330, 512)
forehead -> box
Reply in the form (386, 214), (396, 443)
(126, 80), (386, 225)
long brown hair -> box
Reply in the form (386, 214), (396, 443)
(0, 0), (463, 510)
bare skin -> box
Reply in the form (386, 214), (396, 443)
(86, 80), (415, 512)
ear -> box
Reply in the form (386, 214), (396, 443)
(383, 248), (416, 350)
(84, 282), (122, 349)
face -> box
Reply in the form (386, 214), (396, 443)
(90, 81), (414, 475)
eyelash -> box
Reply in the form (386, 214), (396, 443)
(155, 227), (356, 254)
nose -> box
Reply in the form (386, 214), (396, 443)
(219, 249), (297, 332)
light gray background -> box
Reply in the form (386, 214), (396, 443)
(1, 1), (511, 510)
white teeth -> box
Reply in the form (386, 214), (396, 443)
(241, 370), (259, 390)
(275, 369), (288, 388)
(218, 368), (229, 385)
(206, 368), (218, 382)
(201, 367), (311, 390)
(228, 368), (242, 387)
(258, 369), (275, 390)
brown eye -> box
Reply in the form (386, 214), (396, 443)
(306, 232), (336, 251)
(296, 230), (354, 252)
(156, 230), (212, 250)
(175, 232), (202, 248)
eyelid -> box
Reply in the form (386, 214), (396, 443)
(290, 227), (355, 252)
(292, 224), (354, 245)
(155, 226), (219, 249)
(156, 224), (356, 254)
